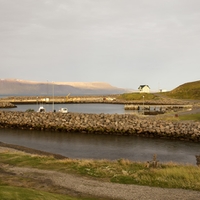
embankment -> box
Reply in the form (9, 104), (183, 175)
(0, 102), (16, 108)
(0, 111), (200, 142)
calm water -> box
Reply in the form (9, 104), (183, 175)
(0, 103), (136, 114)
(0, 128), (199, 165)
(0, 104), (200, 165)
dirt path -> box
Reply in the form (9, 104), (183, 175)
(1, 164), (200, 200)
(1, 146), (200, 200)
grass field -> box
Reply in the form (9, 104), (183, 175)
(162, 80), (200, 100)
(178, 113), (200, 121)
(117, 80), (200, 101)
(117, 93), (159, 101)
(1, 151), (200, 196)
(0, 185), (90, 200)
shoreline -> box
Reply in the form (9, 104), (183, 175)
(0, 111), (200, 142)
(1, 142), (200, 200)
(0, 141), (68, 159)
(0, 95), (195, 105)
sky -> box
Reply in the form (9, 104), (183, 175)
(0, 0), (199, 91)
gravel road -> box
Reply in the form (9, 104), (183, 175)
(0, 147), (200, 200)
(5, 165), (200, 200)
(1, 146), (200, 200)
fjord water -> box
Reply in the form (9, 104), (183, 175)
(0, 128), (199, 165)
(0, 103), (199, 165)
(0, 103), (134, 114)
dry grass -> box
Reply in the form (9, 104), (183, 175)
(1, 151), (200, 191)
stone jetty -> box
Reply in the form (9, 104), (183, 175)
(0, 111), (200, 142)
(124, 104), (192, 112)
(0, 95), (191, 105)
(0, 102), (16, 108)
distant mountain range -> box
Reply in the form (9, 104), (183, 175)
(0, 79), (131, 96)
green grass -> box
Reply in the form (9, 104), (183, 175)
(111, 164), (200, 190)
(154, 112), (200, 122)
(165, 80), (200, 99)
(117, 93), (159, 101)
(179, 113), (200, 121)
(1, 152), (200, 191)
(0, 186), (85, 200)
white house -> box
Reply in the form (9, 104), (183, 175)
(138, 85), (150, 93)
(159, 89), (168, 93)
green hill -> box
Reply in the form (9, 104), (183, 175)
(117, 93), (159, 101)
(165, 80), (200, 100)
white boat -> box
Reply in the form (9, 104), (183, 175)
(58, 108), (68, 113)
(37, 106), (46, 113)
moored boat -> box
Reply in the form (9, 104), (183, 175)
(37, 106), (46, 113)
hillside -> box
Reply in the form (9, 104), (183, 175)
(165, 80), (200, 100)
(0, 79), (129, 96)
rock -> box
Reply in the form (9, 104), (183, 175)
(0, 111), (199, 141)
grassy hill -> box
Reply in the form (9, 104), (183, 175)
(117, 92), (159, 101)
(117, 80), (200, 101)
(165, 80), (200, 100)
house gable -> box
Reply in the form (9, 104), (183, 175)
(138, 85), (150, 93)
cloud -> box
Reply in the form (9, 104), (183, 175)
(0, 0), (199, 90)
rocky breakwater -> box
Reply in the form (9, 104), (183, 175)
(0, 102), (16, 108)
(0, 111), (200, 142)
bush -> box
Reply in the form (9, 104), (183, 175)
(25, 109), (35, 112)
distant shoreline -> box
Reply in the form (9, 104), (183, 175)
(0, 141), (67, 159)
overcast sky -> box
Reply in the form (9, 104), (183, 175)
(0, 0), (199, 91)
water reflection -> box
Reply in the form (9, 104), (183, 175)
(0, 128), (199, 165)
